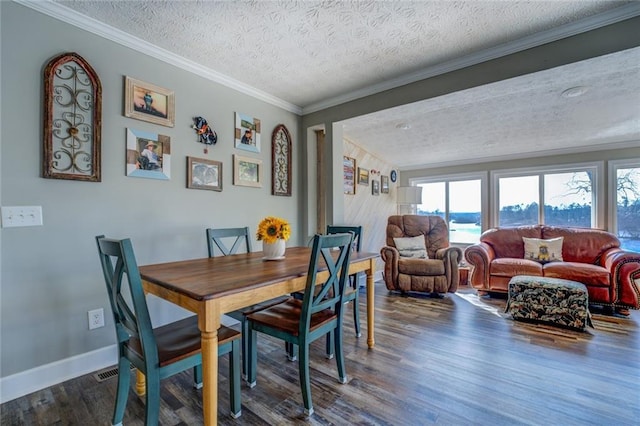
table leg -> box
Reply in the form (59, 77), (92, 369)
(135, 370), (146, 395)
(366, 264), (375, 348)
(199, 309), (220, 426)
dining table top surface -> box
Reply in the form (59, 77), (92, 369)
(138, 246), (379, 302)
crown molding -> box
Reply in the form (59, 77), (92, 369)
(14, 0), (302, 115)
(14, 1), (640, 117)
(302, 3), (640, 114)
(399, 139), (640, 172)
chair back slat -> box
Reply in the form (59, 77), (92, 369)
(95, 236), (158, 364)
(327, 225), (362, 252)
(206, 227), (252, 257)
(299, 233), (353, 335)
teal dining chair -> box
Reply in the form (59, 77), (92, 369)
(323, 225), (363, 358)
(206, 227), (289, 381)
(246, 232), (354, 416)
(287, 225), (362, 361)
(206, 227), (253, 258)
(326, 225), (363, 338)
(95, 235), (241, 425)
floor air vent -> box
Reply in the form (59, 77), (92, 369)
(94, 364), (135, 382)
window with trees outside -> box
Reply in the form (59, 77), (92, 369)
(415, 174), (485, 244)
(494, 164), (600, 229)
(610, 160), (640, 252)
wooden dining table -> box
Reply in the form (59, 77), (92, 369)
(138, 246), (378, 425)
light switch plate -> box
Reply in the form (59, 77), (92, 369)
(1, 206), (43, 228)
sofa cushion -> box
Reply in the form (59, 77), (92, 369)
(393, 235), (428, 258)
(490, 258), (543, 277)
(543, 261), (610, 287)
(398, 258), (444, 276)
(541, 226), (619, 263)
(481, 226), (542, 259)
(523, 237), (563, 263)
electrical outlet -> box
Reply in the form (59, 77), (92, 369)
(88, 308), (105, 330)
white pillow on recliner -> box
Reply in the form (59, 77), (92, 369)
(393, 235), (428, 259)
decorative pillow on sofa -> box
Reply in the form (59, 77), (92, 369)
(393, 235), (428, 259)
(522, 237), (564, 264)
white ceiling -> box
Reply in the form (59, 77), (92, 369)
(35, 0), (640, 169)
(342, 46), (640, 169)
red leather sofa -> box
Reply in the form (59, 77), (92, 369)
(464, 225), (640, 310)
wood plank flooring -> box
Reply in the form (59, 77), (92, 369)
(2, 285), (639, 425)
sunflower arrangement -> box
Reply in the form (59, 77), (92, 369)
(256, 216), (291, 244)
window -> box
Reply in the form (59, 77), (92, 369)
(494, 164), (600, 228)
(414, 174), (485, 244)
(544, 172), (592, 227)
(498, 176), (538, 226)
(417, 182), (445, 219)
(610, 160), (640, 252)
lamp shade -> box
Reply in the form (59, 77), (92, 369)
(397, 186), (422, 205)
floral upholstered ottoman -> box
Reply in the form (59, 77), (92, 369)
(505, 275), (593, 330)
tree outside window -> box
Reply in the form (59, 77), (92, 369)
(615, 167), (640, 251)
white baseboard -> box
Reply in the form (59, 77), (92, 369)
(0, 277), (384, 405)
(0, 344), (118, 404)
(0, 314), (236, 404)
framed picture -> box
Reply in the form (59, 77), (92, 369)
(234, 112), (261, 153)
(125, 128), (171, 180)
(381, 175), (390, 193)
(358, 167), (370, 185)
(233, 154), (263, 188)
(124, 76), (175, 127)
(343, 156), (356, 195)
(272, 124), (292, 196)
(43, 52), (102, 182)
(187, 156), (222, 191)
(372, 179), (380, 195)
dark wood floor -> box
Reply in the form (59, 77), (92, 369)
(2, 284), (639, 425)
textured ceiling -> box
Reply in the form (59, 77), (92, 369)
(43, 0), (640, 168)
(54, 0), (630, 108)
(342, 46), (640, 169)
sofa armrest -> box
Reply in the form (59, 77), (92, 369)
(434, 246), (462, 262)
(602, 248), (640, 309)
(464, 242), (496, 290)
(380, 246), (400, 291)
(435, 246), (463, 291)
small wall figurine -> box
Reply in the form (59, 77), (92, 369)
(192, 116), (218, 153)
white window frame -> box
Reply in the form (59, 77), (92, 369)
(491, 161), (604, 229)
(608, 158), (640, 235)
(410, 171), (488, 242)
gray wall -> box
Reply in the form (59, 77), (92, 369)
(1, 2), (300, 377)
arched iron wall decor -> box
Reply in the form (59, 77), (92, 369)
(43, 52), (102, 181)
(271, 124), (292, 196)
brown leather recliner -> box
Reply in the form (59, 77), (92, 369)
(380, 215), (463, 295)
